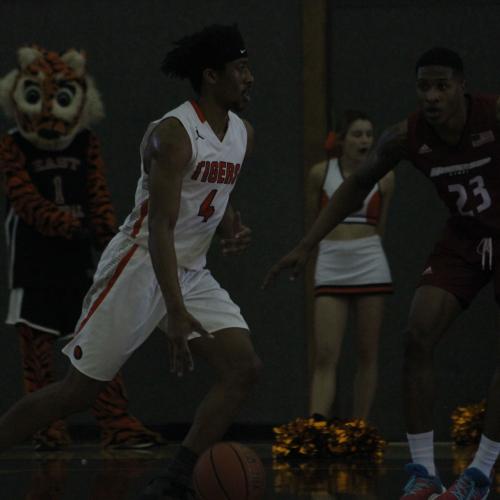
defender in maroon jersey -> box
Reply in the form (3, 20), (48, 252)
(264, 48), (498, 499)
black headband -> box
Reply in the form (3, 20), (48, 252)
(205, 43), (248, 70)
(222, 45), (248, 63)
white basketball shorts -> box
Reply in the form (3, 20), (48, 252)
(62, 232), (248, 381)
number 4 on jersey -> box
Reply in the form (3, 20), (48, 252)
(198, 189), (218, 222)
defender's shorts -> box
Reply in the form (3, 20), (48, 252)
(418, 225), (500, 308)
(314, 235), (393, 296)
(62, 232), (248, 381)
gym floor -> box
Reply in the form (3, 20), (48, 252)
(0, 442), (499, 499)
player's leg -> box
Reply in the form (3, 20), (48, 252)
(140, 328), (260, 500)
(400, 285), (461, 499)
(140, 270), (260, 500)
(309, 295), (349, 417)
(476, 314), (500, 444)
(404, 285), (462, 435)
(401, 232), (495, 499)
(439, 285), (500, 498)
(352, 294), (385, 420)
(184, 328), (261, 453)
(0, 365), (104, 449)
(474, 284), (500, 446)
(440, 340), (500, 499)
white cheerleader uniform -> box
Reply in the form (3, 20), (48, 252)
(314, 158), (393, 296)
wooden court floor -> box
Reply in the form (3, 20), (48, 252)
(1, 442), (499, 499)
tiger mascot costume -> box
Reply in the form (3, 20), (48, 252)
(0, 46), (164, 450)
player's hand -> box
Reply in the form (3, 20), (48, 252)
(262, 245), (310, 289)
(220, 211), (252, 256)
(165, 308), (213, 377)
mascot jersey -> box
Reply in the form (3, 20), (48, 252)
(5, 129), (96, 290)
(120, 100), (247, 270)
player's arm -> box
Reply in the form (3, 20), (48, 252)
(263, 121), (408, 287)
(376, 170), (395, 238)
(216, 119), (255, 255)
(145, 118), (210, 376)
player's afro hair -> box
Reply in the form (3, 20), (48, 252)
(161, 24), (247, 94)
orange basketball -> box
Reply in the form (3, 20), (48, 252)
(193, 442), (266, 500)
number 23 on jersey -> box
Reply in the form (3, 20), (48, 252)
(447, 175), (492, 216)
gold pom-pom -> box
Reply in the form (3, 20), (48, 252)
(272, 416), (386, 461)
(450, 400), (485, 446)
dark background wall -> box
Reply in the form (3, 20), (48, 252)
(0, 0), (498, 443)
(0, 0), (306, 430)
(328, 0), (500, 439)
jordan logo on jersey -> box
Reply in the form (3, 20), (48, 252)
(191, 160), (241, 185)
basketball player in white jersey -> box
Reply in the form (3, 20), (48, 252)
(0, 24), (260, 500)
(307, 111), (394, 422)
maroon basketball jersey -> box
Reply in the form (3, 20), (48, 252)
(407, 94), (500, 237)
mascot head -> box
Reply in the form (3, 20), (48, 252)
(0, 45), (104, 150)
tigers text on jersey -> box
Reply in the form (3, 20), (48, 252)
(320, 157), (381, 225)
(407, 94), (500, 237)
(119, 100), (248, 270)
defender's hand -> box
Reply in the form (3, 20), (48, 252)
(165, 309), (212, 377)
(220, 211), (252, 256)
(262, 245), (310, 289)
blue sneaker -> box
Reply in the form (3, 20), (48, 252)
(435, 467), (490, 499)
(400, 463), (446, 499)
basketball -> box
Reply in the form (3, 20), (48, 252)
(193, 442), (266, 500)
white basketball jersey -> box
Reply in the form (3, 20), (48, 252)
(321, 158), (381, 225)
(120, 100), (248, 270)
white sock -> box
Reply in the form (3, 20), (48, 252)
(407, 431), (436, 476)
(469, 434), (500, 478)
